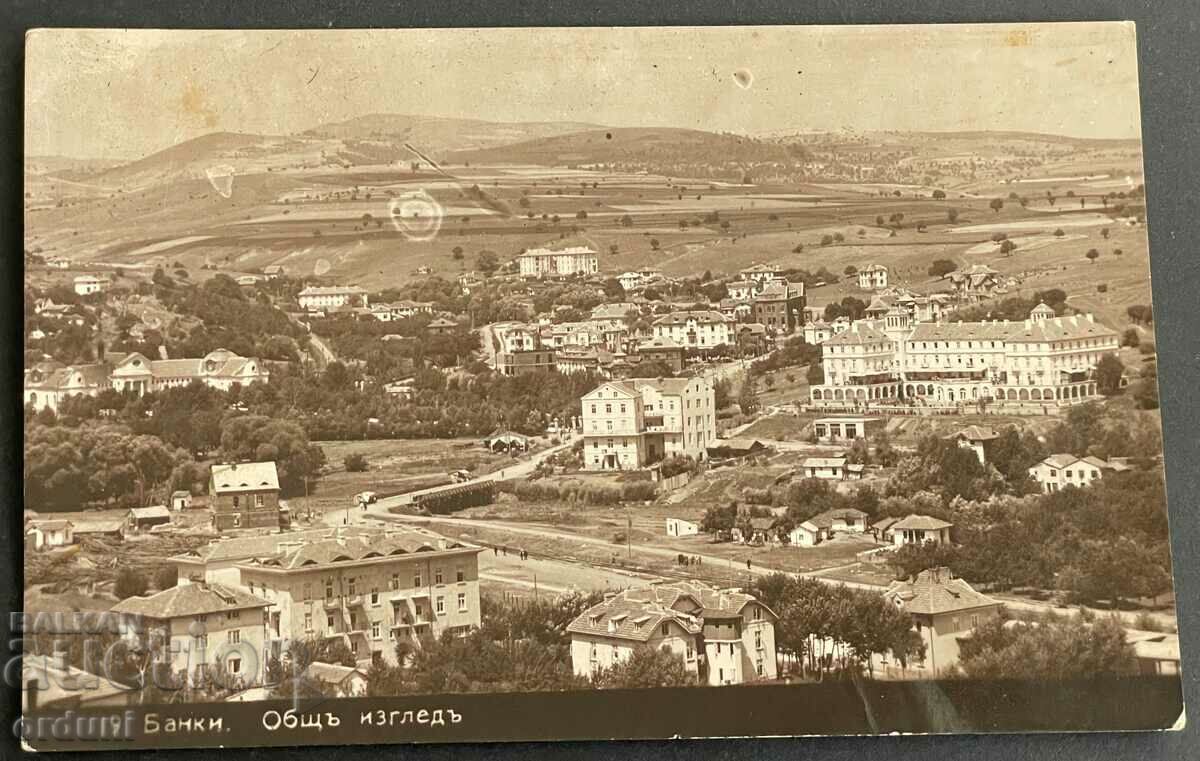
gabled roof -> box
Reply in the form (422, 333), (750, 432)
(128, 505), (171, 520)
(871, 516), (901, 532)
(303, 661), (367, 686)
(298, 285), (367, 296)
(567, 580), (772, 642)
(244, 531), (476, 571)
(111, 582), (271, 619)
(823, 323), (891, 347)
(884, 567), (998, 615)
(947, 425), (1000, 442)
(210, 462), (280, 494)
(652, 310), (731, 326)
(801, 457), (847, 468)
(637, 336), (684, 351)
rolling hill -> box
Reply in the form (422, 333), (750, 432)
(302, 113), (604, 155)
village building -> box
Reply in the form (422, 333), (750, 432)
(128, 505), (172, 533)
(796, 456), (863, 480)
(23, 362), (112, 413)
(1028, 453), (1115, 492)
(425, 317), (459, 335)
(110, 582), (273, 688)
(812, 416), (885, 443)
(567, 581), (778, 685)
(22, 654), (133, 713)
(888, 514), (953, 547)
(482, 430), (531, 453)
(883, 567), (1002, 675)
(735, 323), (770, 355)
(581, 376), (716, 470)
(172, 528), (377, 586)
(72, 519), (126, 543)
(171, 490), (193, 511)
(706, 438), (769, 462)
(73, 274), (107, 296)
(751, 280), (806, 334)
(591, 302), (639, 322)
(739, 264), (786, 286)
(857, 264), (889, 290)
(297, 285), (368, 311)
(666, 517), (700, 537)
(302, 661), (369, 697)
(945, 425), (1001, 465)
(636, 336), (686, 373)
(235, 275), (262, 287)
(516, 246), (599, 279)
(651, 311), (736, 351)
(725, 279), (758, 301)
(234, 528), (483, 665)
(732, 516), (777, 545)
(370, 300), (434, 321)
(209, 461), (283, 532)
(788, 507), (869, 547)
(26, 519), (74, 551)
(945, 264), (1005, 301)
(803, 316), (851, 345)
(262, 264), (286, 278)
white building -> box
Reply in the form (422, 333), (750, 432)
(567, 581), (778, 685)
(651, 311), (735, 351)
(73, 275), (107, 296)
(809, 310), (1120, 410)
(109, 349), (270, 396)
(581, 376), (716, 470)
(857, 264), (889, 290)
(1028, 453), (1116, 492)
(297, 286), (368, 311)
(666, 518), (700, 537)
(516, 246), (598, 279)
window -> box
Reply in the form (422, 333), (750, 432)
(227, 610), (240, 621)
(752, 606), (762, 621)
(232, 495), (240, 508)
(661, 623), (670, 636)
(326, 614), (335, 630)
(229, 656), (242, 675)
(435, 569), (444, 585)
(390, 574), (399, 590)
(325, 580), (334, 599)
(304, 613), (312, 631)
(232, 514), (241, 528)
(371, 622), (381, 640)
(456, 566), (465, 583)
(457, 592), (467, 612)
(436, 596), (445, 615)
(413, 572), (422, 588)
(347, 578), (357, 596)
(755, 630), (763, 649)
(227, 630), (241, 644)
(370, 588), (380, 605)
(255, 494), (264, 508)
(756, 658), (764, 676)
(686, 643), (695, 659)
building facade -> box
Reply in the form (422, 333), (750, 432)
(581, 376), (716, 470)
(516, 246), (599, 278)
(858, 264), (889, 290)
(209, 462), (283, 532)
(651, 311), (736, 351)
(1028, 453), (1113, 492)
(298, 286), (368, 311)
(883, 567), (1001, 675)
(235, 529), (483, 665)
(752, 280), (806, 334)
(567, 581), (778, 685)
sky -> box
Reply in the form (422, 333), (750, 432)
(25, 23), (1143, 160)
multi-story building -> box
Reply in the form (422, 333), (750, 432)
(370, 301), (434, 321)
(739, 264), (786, 286)
(22, 362), (112, 413)
(803, 316), (851, 345)
(1028, 453), (1118, 492)
(172, 527), (381, 587)
(516, 246), (599, 279)
(809, 308), (1120, 409)
(297, 285), (368, 311)
(209, 461), (283, 532)
(567, 581), (778, 685)
(857, 264), (889, 290)
(751, 280), (806, 334)
(493, 322), (556, 376)
(636, 337), (686, 373)
(235, 528), (483, 665)
(110, 582), (272, 688)
(882, 567), (1001, 676)
(651, 311), (735, 351)
(581, 376), (715, 470)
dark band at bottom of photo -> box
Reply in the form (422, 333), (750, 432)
(21, 676), (1184, 751)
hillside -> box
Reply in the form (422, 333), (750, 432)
(303, 113), (603, 155)
(446, 127), (811, 170)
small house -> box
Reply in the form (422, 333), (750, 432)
(302, 662), (369, 697)
(127, 505), (172, 533)
(1028, 453), (1111, 493)
(483, 430), (531, 453)
(889, 514), (953, 547)
(666, 517), (700, 537)
(944, 425), (1000, 465)
(72, 520), (126, 543)
(170, 490), (193, 512)
(26, 520), (74, 550)
(813, 416), (884, 443)
(797, 456), (849, 480)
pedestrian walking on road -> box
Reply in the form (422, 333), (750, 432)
(746, 559), (752, 570)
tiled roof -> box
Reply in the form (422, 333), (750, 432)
(249, 530), (476, 571)
(823, 323), (891, 346)
(884, 567), (999, 615)
(871, 516), (901, 532)
(129, 505), (171, 520)
(298, 286), (367, 296)
(303, 661), (366, 685)
(909, 315), (1117, 344)
(637, 336), (683, 351)
(210, 462), (280, 494)
(567, 581), (769, 642)
(173, 527), (376, 564)
(652, 310), (731, 326)
(948, 425), (1000, 442)
(632, 377), (697, 395)
(891, 514), (953, 531)
(111, 582), (270, 619)
(801, 457), (847, 468)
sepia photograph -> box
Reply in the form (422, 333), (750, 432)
(18, 22), (1184, 750)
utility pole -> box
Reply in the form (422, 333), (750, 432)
(533, 574), (539, 600)
(627, 515), (632, 559)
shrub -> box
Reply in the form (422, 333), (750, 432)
(154, 565), (177, 592)
(344, 453), (369, 472)
(1139, 341), (1156, 356)
(114, 568), (148, 600)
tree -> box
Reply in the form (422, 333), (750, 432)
(1054, 228), (1065, 237)
(1121, 327), (1140, 348)
(700, 503), (737, 537)
(947, 208), (959, 223)
(593, 646), (695, 689)
(114, 568), (148, 599)
(1085, 248), (1100, 263)
(956, 616), (1136, 680)
(575, 210), (588, 220)
(476, 250), (500, 276)
(154, 565), (177, 592)
(843, 265), (858, 277)
(932, 189), (946, 199)
(989, 198), (1004, 213)
(344, 453), (369, 472)
(451, 246), (464, 261)
(650, 238), (660, 250)
(738, 376), (760, 415)
(928, 259), (957, 278)
(999, 239), (1017, 256)
(619, 214), (633, 227)
(1094, 354), (1124, 396)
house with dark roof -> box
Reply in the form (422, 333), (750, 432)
(752, 280), (806, 334)
(234, 527), (484, 665)
(944, 425), (1000, 465)
(883, 567), (1001, 674)
(567, 580), (778, 685)
(209, 461), (282, 532)
(789, 508), (869, 547)
(1028, 453), (1113, 492)
(127, 505), (172, 532)
(110, 582), (272, 688)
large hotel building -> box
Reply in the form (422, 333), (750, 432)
(809, 303), (1120, 409)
